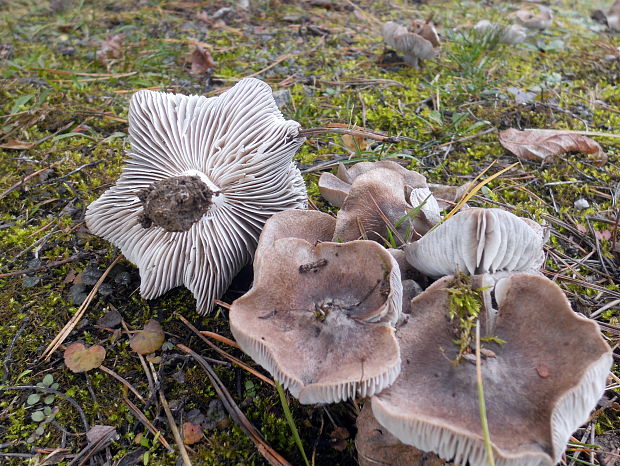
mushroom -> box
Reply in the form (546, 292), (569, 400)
(319, 161), (441, 245)
(85, 78), (307, 314)
(253, 209), (336, 274)
(608, 0), (620, 30)
(405, 208), (545, 277)
(355, 403), (445, 466)
(428, 181), (473, 211)
(514, 5), (553, 30)
(473, 20), (527, 45)
(382, 19), (440, 68)
(229, 238), (403, 404)
(371, 273), (612, 466)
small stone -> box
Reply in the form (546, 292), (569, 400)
(68, 284), (88, 305)
(98, 282), (114, 296)
(23, 276), (41, 288)
(81, 265), (103, 286)
(97, 309), (122, 329)
(574, 198), (589, 210)
(272, 89), (291, 108)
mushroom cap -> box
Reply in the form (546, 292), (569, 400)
(229, 238), (403, 404)
(253, 209), (336, 274)
(405, 208), (545, 277)
(473, 20), (526, 45)
(355, 403), (445, 466)
(85, 78), (307, 314)
(382, 21), (439, 66)
(608, 0), (620, 30)
(372, 273), (612, 466)
(317, 172), (350, 208)
(327, 161), (439, 245)
(428, 181), (473, 211)
(515, 6), (553, 30)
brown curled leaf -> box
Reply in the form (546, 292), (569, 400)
(129, 320), (165, 355)
(188, 45), (216, 75)
(499, 128), (607, 165)
(64, 343), (106, 373)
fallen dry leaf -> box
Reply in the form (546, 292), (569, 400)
(0, 140), (35, 150)
(96, 34), (124, 65)
(499, 128), (607, 165)
(64, 343), (106, 373)
(129, 319), (165, 355)
(188, 45), (216, 75)
(86, 425), (117, 445)
(183, 421), (203, 445)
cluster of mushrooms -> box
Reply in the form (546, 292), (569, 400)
(86, 78), (612, 465)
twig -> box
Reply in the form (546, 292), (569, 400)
(2, 313), (30, 384)
(98, 365), (146, 404)
(176, 313), (274, 387)
(198, 331), (240, 349)
(41, 254), (122, 361)
(149, 362), (192, 466)
(436, 126), (497, 148)
(0, 253), (87, 279)
(122, 393), (173, 452)
(177, 344), (291, 466)
(590, 299), (620, 319)
(299, 124), (418, 144)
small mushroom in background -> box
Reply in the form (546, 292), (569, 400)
(514, 5), (553, 30)
(371, 273), (612, 466)
(229, 238), (403, 404)
(607, 0), (620, 30)
(382, 18), (440, 68)
(355, 403), (446, 466)
(405, 208), (546, 277)
(253, 209), (336, 274)
(473, 20), (527, 45)
(319, 161), (442, 245)
(85, 78), (307, 314)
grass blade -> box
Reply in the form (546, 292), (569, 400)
(275, 382), (310, 466)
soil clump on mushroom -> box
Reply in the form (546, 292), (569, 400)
(137, 175), (213, 232)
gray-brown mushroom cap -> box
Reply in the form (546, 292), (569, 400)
(382, 20), (440, 68)
(229, 238), (403, 404)
(85, 78), (307, 314)
(253, 209), (336, 274)
(355, 403), (446, 466)
(405, 208), (545, 277)
(325, 161), (440, 245)
(372, 273), (612, 466)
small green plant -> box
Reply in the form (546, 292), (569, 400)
(275, 382), (310, 466)
(26, 374), (60, 443)
(444, 273), (504, 365)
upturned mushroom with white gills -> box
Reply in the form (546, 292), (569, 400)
(371, 273), (612, 466)
(405, 208), (546, 277)
(85, 78), (307, 314)
(229, 238), (403, 404)
(382, 19), (440, 68)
